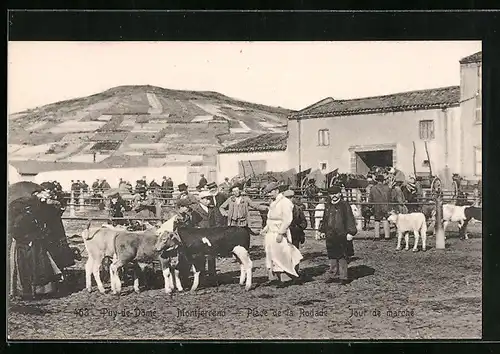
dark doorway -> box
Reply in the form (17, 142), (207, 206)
(355, 150), (393, 175)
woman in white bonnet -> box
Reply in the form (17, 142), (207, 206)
(260, 182), (303, 287)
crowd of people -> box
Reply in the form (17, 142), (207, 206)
(8, 165), (442, 298)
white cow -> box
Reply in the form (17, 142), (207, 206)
(81, 224), (121, 293)
(387, 211), (427, 252)
(314, 203), (325, 240)
(430, 204), (481, 240)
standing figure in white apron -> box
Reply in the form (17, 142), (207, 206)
(260, 182), (303, 287)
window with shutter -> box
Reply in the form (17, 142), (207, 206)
(419, 120), (435, 140)
(318, 129), (330, 146)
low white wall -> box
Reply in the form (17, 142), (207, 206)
(35, 165), (190, 191)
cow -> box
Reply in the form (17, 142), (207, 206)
(350, 204), (363, 232)
(387, 210), (427, 252)
(81, 223), (121, 293)
(360, 204), (374, 230)
(442, 204), (482, 240)
(314, 203), (325, 240)
(155, 226), (253, 291)
(108, 227), (178, 295)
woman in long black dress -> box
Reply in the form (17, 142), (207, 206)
(8, 193), (75, 299)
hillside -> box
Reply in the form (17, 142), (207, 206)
(8, 85), (292, 168)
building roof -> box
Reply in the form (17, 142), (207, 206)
(290, 86), (460, 120)
(9, 160), (100, 175)
(459, 51), (482, 64)
(218, 133), (288, 154)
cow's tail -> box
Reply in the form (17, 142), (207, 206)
(244, 226), (259, 236)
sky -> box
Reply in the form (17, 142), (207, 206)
(8, 41), (481, 114)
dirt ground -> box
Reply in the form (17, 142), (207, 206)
(8, 218), (482, 340)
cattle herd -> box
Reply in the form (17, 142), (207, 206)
(82, 215), (254, 295)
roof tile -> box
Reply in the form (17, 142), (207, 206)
(218, 133), (288, 154)
(459, 51), (482, 64)
(290, 86), (460, 119)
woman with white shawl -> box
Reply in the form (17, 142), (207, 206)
(260, 182), (303, 286)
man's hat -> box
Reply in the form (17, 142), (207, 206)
(198, 190), (212, 200)
(376, 174), (385, 182)
(283, 189), (295, 197)
(327, 186), (342, 194)
(262, 181), (281, 195)
(278, 184), (290, 193)
(109, 192), (120, 198)
(178, 183), (188, 191)
(177, 198), (191, 207)
(231, 182), (243, 190)
(206, 182), (217, 190)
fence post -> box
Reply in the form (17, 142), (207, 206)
(79, 193), (85, 212)
(155, 201), (162, 220)
(69, 191), (76, 217)
(435, 195), (445, 249)
(354, 189), (363, 231)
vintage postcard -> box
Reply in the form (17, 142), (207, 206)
(7, 40), (482, 340)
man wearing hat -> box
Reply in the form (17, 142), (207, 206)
(197, 174), (208, 190)
(389, 178), (408, 214)
(368, 175), (392, 239)
(109, 192), (127, 225)
(389, 167), (406, 184)
(260, 182), (303, 286)
(283, 189), (308, 278)
(219, 183), (267, 227)
(219, 177), (231, 195)
(402, 175), (423, 213)
(176, 183), (197, 206)
(206, 182), (229, 227)
(304, 179), (320, 228)
(161, 176), (174, 203)
(175, 198), (194, 228)
(191, 190), (218, 278)
(318, 185), (358, 285)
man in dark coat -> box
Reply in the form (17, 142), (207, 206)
(198, 174), (208, 190)
(109, 192), (127, 225)
(190, 190), (218, 278)
(402, 175), (423, 213)
(368, 175), (392, 239)
(284, 190), (308, 279)
(319, 186), (358, 285)
(206, 182), (228, 227)
(161, 176), (170, 200)
(304, 179), (320, 227)
(191, 190), (217, 228)
(99, 179), (111, 191)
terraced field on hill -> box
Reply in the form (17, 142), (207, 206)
(8, 85), (292, 168)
